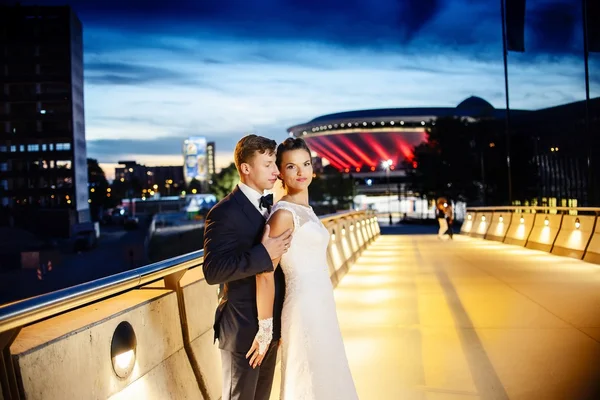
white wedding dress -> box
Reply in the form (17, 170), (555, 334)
(269, 201), (358, 400)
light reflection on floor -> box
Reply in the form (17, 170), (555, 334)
(271, 234), (600, 400)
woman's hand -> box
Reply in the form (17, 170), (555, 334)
(246, 317), (273, 368)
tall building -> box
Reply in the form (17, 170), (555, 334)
(207, 141), (215, 176)
(0, 5), (89, 235)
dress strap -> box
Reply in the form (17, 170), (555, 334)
(269, 203), (301, 232)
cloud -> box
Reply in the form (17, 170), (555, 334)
(20, 0), (585, 57)
(85, 61), (201, 86)
(14, 0), (598, 167)
(528, 0), (579, 54)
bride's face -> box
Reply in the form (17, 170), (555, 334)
(279, 149), (313, 192)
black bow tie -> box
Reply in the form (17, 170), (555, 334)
(259, 194), (273, 211)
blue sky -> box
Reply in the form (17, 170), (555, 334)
(19, 0), (600, 179)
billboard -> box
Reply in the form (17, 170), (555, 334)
(183, 137), (208, 184)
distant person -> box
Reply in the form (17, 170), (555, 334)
(437, 203), (448, 239)
(445, 202), (454, 239)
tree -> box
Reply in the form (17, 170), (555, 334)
(310, 165), (355, 210)
(209, 163), (239, 200)
(405, 117), (487, 204)
(188, 178), (203, 194)
(87, 158), (111, 220)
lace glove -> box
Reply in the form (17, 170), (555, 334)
(254, 317), (273, 355)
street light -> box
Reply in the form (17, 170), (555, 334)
(382, 159), (393, 225)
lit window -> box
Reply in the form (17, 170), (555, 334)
(56, 160), (72, 169)
(0, 146), (6, 152)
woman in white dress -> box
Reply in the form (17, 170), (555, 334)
(246, 137), (359, 400)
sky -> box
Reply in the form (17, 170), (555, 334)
(17, 0), (600, 180)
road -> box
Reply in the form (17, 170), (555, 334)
(0, 222), (149, 305)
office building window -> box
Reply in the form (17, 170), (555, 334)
(27, 144), (40, 152)
(10, 146), (17, 152)
(56, 143), (71, 151)
(19, 145), (25, 152)
(42, 144), (47, 151)
(57, 177), (73, 188)
(0, 146), (6, 152)
(56, 160), (72, 169)
(0, 163), (8, 172)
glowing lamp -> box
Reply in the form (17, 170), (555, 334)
(111, 321), (137, 378)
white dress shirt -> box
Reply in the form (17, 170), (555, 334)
(238, 182), (269, 219)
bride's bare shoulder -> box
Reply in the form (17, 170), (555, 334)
(268, 206), (295, 230)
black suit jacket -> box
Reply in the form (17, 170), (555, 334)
(203, 185), (286, 353)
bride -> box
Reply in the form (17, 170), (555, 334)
(246, 137), (359, 400)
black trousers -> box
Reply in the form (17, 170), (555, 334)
(221, 341), (279, 400)
(445, 218), (454, 238)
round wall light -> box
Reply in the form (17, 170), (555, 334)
(111, 321), (137, 379)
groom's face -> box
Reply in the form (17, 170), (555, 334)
(244, 151), (279, 191)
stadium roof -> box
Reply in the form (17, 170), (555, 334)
(289, 96), (529, 134)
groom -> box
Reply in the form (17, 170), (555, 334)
(203, 134), (290, 400)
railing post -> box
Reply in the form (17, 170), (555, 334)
(163, 270), (212, 400)
(0, 328), (21, 400)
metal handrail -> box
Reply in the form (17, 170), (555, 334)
(0, 250), (204, 334)
(467, 206), (600, 214)
(0, 210), (371, 334)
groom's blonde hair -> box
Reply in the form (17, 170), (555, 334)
(234, 134), (277, 172)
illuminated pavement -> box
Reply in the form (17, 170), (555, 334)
(270, 234), (600, 400)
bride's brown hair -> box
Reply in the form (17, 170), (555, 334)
(276, 138), (312, 188)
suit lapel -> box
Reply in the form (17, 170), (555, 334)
(232, 185), (265, 228)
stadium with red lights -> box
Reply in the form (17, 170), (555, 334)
(287, 96), (506, 213)
(287, 96), (501, 174)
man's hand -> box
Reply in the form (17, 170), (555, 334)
(261, 225), (292, 261)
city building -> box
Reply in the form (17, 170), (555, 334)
(114, 161), (185, 196)
(0, 5), (89, 236)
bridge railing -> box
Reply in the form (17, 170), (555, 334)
(0, 210), (379, 400)
(461, 206), (600, 264)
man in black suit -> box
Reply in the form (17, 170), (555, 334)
(203, 135), (291, 400)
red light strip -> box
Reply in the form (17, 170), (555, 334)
(306, 140), (348, 170)
(392, 136), (414, 162)
(362, 133), (393, 166)
(319, 136), (361, 168)
(337, 135), (376, 166)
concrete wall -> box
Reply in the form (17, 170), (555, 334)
(4, 213), (380, 400)
(485, 213), (511, 242)
(552, 215), (596, 260)
(525, 214), (563, 252)
(460, 213), (475, 235)
(469, 212), (493, 239)
(504, 213), (535, 246)
(583, 217), (600, 265)
(10, 290), (201, 400)
(465, 210), (600, 266)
